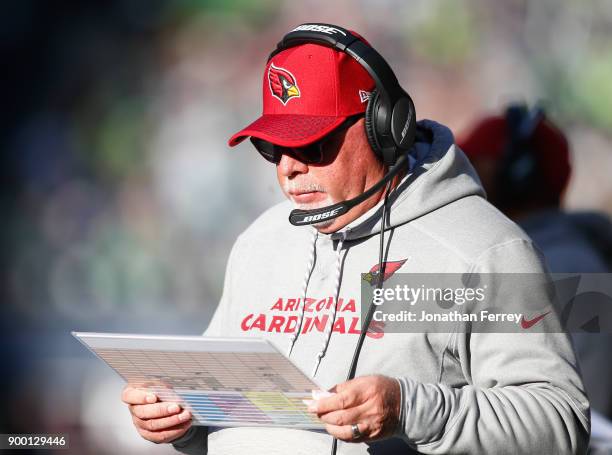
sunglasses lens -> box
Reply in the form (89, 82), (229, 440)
(249, 115), (362, 165)
(251, 138), (321, 164)
(250, 138), (280, 163)
(292, 145), (323, 164)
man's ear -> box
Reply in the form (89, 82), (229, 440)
(352, 117), (384, 165)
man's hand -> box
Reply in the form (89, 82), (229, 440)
(122, 385), (192, 444)
(308, 375), (401, 442)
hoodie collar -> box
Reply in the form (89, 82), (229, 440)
(328, 119), (485, 242)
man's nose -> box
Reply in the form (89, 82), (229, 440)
(277, 153), (308, 178)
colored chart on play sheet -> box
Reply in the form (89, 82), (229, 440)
(72, 332), (324, 429)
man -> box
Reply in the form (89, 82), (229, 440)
(456, 104), (611, 277)
(458, 105), (612, 449)
(122, 25), (589, 454)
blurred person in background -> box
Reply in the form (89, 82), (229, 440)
(458, 103), (612, 451)
(122, 25), (589, 454)
(457, 103), (612, 279)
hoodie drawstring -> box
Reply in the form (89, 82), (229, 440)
(287, 228), (319, 357)
(312, 231), (347, 377)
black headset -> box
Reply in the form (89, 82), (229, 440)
(268, 23), (416, 168)
(497, 103), (545, 206)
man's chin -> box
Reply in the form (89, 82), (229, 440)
(294, 202), (325, 210)
(291, 196), (333, 211)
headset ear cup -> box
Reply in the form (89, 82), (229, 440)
(364, 90), (383, 161)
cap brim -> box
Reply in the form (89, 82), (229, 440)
(228, 114), (348, 148)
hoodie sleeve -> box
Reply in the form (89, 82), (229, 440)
(395, 239), (590, 454)
(171, 235), (245, 454)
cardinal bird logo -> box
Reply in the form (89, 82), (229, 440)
(363, 259), (408, 285)
(268, 63), (301, 105)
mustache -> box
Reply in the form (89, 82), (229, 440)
(283, 181), (327, 194)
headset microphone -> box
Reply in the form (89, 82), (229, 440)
(288, 154), (409, 226)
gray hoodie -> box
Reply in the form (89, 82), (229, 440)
(173, 120), (589, 454)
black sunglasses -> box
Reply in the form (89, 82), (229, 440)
(250, 114), (363, 165)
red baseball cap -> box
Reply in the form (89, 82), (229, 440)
(228, 42), (375, 148)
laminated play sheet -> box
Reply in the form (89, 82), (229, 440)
(73, 332), (324, 429)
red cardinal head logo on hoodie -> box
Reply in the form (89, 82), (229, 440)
(268, 63), (301, 105)
(363, 259), (407, 285)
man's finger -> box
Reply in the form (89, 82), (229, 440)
(132, 409), (191, 432)
(316, 404), (364, 427)
(122, 386), (157, 405)
(310, 389), (360, 415)
(137, 420), (192, 444)
(130, 402), (183, 420)
(324, 422), (368, 442)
